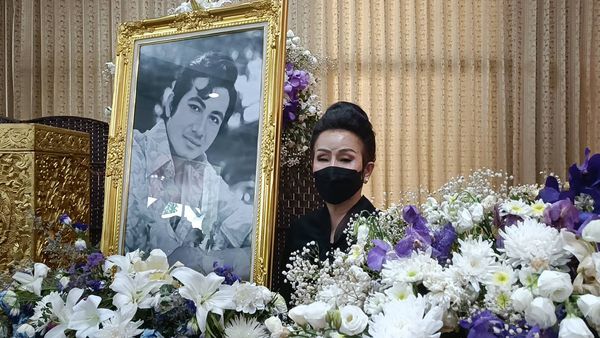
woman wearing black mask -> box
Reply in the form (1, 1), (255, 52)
(284, 101), (376, 262)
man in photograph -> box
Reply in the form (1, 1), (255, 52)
(125, 52), (253, 278)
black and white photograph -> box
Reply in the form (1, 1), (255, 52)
(124, 28), (265, 280)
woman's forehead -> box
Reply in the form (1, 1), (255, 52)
(314, 129), (363, 152)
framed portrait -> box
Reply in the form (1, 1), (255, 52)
(101, 0), (288, 286)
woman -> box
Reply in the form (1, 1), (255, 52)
(285, 101), (377, 261)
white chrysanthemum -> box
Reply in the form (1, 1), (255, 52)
(364, 292), (387, 315)
(500, 199), (532, 218)
(423, 268), (471, 309)
(224, 316), (267, 338)
(368, 295), (443, 338)
(499, 218), (572, 272)
(529, 199), (549, 218)
(229, 282), (273, 314)
(451, 237), (499, 292)
(381, 252), (439, 285)
(482, 287), (513, 314)
(384, 283), (414, 301)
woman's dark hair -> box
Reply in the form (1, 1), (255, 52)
(170, 52), (238, 125)
(310, 101), (376, 165)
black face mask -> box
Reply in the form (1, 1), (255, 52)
(313, 166), (363, 205)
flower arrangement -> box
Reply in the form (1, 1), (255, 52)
(281, 148), (600, 338)
(0, 217), (285, 338)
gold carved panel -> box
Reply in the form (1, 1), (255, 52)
(0, 124), (90, 273)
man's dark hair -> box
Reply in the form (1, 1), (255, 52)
(170, 52), (238, 126)
(310, 101), (376, 166)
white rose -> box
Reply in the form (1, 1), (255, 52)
(303, 301), (331, 330)
(286, 30), (294, 38)
(16, 324), (35, 337)
(265, 316), (284, 335)
(511, 287), (533, 312)
(582, 220), (600, 242)
(525, 297), (557, 329)
(537, 270), (573, 302)
(292, 36), (301, 44)
(456, 208), (474, 232)
(74, 239), (87, 251)
(339, 305), (368, 335)
(481, 195), (497, 211)
(559, 316), (594, 338)
(288, 305), (308, 326)
(578, 294), (600, 326)
(470, 203), (484, 223)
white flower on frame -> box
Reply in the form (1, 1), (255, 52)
(12, 263), (50, 296)
(38, 288), (84, 338)
(171, 268), (234, 333)
(110, 271), (162, 310)
(94, 305), (144, 338)
(68, 295), (113, 338)
(228, 282), (273, 314)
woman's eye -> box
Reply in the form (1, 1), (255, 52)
(340, 158), (353, 163)
(189, 103), (202, 113)
(209, 115), (222, 125)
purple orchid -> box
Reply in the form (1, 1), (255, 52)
(538, 176), (562, 203)
(543, 198), (580, 231)
(431, 223), (457, 263)
(460, 310), (505, 338)
(212, 261), (240, 285)
(394, 206), (433, 257)
(367, 239), (391, 271)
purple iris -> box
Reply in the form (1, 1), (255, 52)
(543, 199), (580, 231)
(366, 239), (391, 271)
(73, 222), (88, 232)
(460, 310), (505, 338)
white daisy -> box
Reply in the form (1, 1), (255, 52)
(529, 199), (549, 218)
(500, 199), (532, 218)
(224, 316), (267, 338)
(384, 283), (414, 301)
(499, 218), (572, 272)
(485, 264), (517, 290)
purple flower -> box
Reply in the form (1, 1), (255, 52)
(367, 240), (391, 271)
(72, 222), (88, 232)
(431, 223), (457, 263)
(460, 310), (505, 338)
(543, 199), (580, 231)
(87, 252), (104, 267)
(394, 205), (433, 257)
(86, 279), (105, 292)
(212, 261), (240, 285)
(59, 214), (72, 225)
(539, 176), (561, 203)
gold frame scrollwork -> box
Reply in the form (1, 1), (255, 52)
(101, 0), (288, 287)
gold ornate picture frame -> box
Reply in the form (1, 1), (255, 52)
(101, 0), (287, 286)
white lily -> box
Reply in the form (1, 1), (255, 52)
(104, 250), (143, 275)
(132, 249), (176, 283)
(94, 305), (143, 338)
(171, 267), (235, 333)
(110, 271), (162, 310)
(68, 295), (113, 338)
(12, 263), (50, 296)
(43, 288), (84, 338)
